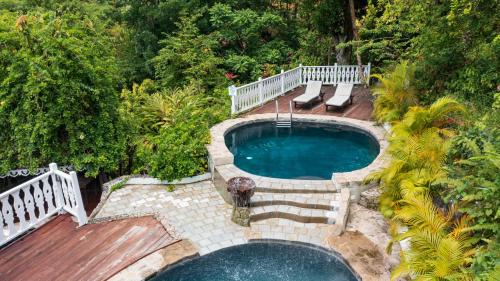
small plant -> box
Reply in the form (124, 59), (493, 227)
(166, 185), (176, 192)
(109, 178), (128, 192)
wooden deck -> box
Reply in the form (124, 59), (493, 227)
(0, 215), (178, 281)
(247, 85), (374, 120)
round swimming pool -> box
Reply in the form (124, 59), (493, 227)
(151, 241), (358, 281)
(224, 121), (379, 179)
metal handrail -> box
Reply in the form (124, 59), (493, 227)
(275, 100), (279, 121)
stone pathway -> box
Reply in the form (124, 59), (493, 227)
(96, 181), (336, 255)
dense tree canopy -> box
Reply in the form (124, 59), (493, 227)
(358, 0), (499, 107)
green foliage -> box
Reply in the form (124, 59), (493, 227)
(372, 61), (418, 124)
(391, 193), (475, 280)
(131, 83), (229, 181)
(109, 178), (128, 192)
(209, 3), (296, 81)
(442, 93), (500, 278)
(366, 96), (465, 217)
(108, 0), (207, 84)
(0, 10), (124, 176)
(136, 118), (210, 181)
(359, 0), (499, 108)
(153, 13), (224, 90)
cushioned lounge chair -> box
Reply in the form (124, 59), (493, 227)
(293, 80), (324, 108)
(325, 83), (354, 111)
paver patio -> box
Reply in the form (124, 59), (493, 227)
(95, 181), (335, 255)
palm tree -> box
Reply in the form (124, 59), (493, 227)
(391, 193), (475, 280)
(372, 61), (418, 124)
(366, 97), (466, 217)
(392, 96), (466, 138)
(366, 128), (450, 217)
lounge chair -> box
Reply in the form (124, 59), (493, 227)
(325, 83), (354, 111)
(293, 80), (325, 108)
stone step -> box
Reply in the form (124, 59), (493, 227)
(250, 205), (337, 224)
(253, 180), (337, 194)
(255, 185), (338, 194)
(250, 192), (340, 210)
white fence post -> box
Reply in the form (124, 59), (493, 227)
(226, 63), (371, 113)
(69, 171), (88, 226)
(334, 63), (338, 85)
(366, 62), (371, 85)
(299, 64), (303, 85)
(49, 163), (64, 213)
(0, 163), (89, 246)
(280, 69), (285, 95)
(258, 77), (263, 105)
(228, 85), (237, 114)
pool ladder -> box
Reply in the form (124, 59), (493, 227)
(275, 100), (292, 128)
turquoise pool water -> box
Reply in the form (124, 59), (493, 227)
(224, 121), (379, 179)
(151, 241), (358, 281)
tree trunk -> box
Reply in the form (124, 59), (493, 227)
(327, 38), (332, 65)
(348, 0), (362, 66)
(348, 0), (366, 84)
(332, 35), (349, 65)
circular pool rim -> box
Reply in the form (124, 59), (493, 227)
(224, 120), (381, 179)
(151, 239), (361, 281)
(208, 114), (388, 185)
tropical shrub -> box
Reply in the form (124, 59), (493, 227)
(371, 61), (418, 124)
(130, 83), (228, 181)
(366, 97), (466, 217)
(391, 193), (475, 280)
(442, 93), (500, 279)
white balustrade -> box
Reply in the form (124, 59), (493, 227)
(0, 163), (87, 246)
(229, 63), (371, 114)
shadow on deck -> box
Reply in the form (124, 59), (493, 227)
(0, 215), (178, 281)
(246, 85), (374, 121)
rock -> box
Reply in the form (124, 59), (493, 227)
(346, 204), (401, 271)
(325, 231), (390, 281)
(324, 203), (401, 281)
(231, 207), (251, 227)
(359, 188), (380, 210)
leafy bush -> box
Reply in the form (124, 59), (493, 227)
(136, 118), (210, 181)
(0, 11), (124, 176)
(442, 93), (500, 278)
(128, 83), (228, 181)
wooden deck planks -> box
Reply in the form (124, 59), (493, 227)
(247, 85), (374, 121)
(0, 215), (177, 281)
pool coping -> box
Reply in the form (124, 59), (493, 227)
(207, 113), (388, 194)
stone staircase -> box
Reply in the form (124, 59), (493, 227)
(250, 182), (348, 226)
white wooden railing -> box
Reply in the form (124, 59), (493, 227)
(229, 63), (371, 114)
(0, 163), (87, 246)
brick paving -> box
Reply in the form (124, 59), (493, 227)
(96, 181), (336, 255)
